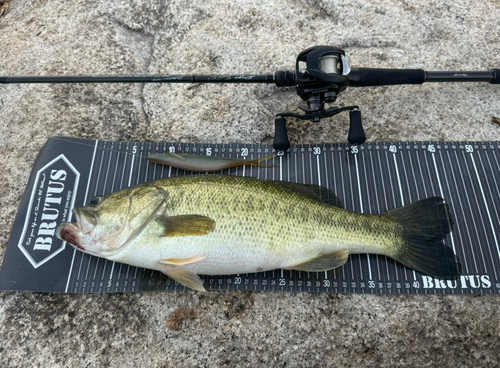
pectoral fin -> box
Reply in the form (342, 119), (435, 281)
(161, 268), (206, 292)
(286, 250), (349, 272)
(158, 215), (216, 237)
(160, 256), (206, 266)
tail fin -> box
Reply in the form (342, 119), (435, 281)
(385, 197), (461, 279)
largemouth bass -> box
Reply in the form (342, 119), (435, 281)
(147, 153), (277, 172)
(57, 175), (461, 291)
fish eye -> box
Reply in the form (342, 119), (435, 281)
(90, 195), (104, 206)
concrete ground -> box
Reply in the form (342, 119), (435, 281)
(1, 0), (499, 366)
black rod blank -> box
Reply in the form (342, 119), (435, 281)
(1, 69), (498, 86)
(0, 74), (275, 84)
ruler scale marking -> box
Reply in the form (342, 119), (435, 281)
(376, 150), (391, 283)
(392, 147), (412, 281)
(458, 147), (495, 291)
(385, 149), (401, 282)
(368, 150), (383, 282)
(401, 147), (419, 281)
(78, 141), (107, 292)
(439, 150), (470, 274)
(472, 150), (500, 265)
(359, 149), (373, 281)
(451, 150), (485, 273)
(345, 152), (357, 281)
(448, 149), (478, 272)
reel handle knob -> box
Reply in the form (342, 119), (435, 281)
(273, 117), (290, 152)
(348, 109), (365, 144)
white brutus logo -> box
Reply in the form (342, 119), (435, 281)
(18, 155), (80, 268)
(422, 275), (491, 289)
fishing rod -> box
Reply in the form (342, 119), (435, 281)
(2, 46), (499, 151)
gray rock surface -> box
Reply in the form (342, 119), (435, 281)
(1, 0), (499, 366)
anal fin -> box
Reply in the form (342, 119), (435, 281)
(286, 250), (349, 272)
(161, 268), (206, 292)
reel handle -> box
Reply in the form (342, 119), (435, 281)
(273, 117), (290, 151)
(348, 110), (365, 145)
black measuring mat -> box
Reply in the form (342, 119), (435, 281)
(0, 138), (498, 294)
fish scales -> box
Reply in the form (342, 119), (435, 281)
(144, 176), (394, 257)
(115, 176), (390, 274)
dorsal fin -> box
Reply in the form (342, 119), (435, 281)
(273, 181), (343, 208)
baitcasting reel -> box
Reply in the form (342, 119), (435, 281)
(2, 45), (499, 151)
(274, 46), (363, 150)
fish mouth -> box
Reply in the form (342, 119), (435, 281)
(57, 222), (85, 251)
(57, 207), (98, 251)
(73, 207), (97, 235)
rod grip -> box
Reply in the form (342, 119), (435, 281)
(349, 68), (425, 87)
(491, 70), (500, 84)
